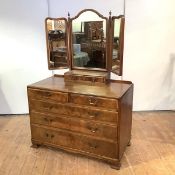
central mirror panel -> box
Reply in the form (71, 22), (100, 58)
(71, 10), (107, 70)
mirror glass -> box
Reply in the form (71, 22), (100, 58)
(112, 18), (122, 74)
(71, 11), (107, 69)
(46, 18), (68, 69)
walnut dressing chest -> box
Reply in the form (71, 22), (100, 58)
(28, 75), (133, 169)
(27, 9), (133, 169)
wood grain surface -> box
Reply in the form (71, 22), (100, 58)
(0, 111), (175, 175)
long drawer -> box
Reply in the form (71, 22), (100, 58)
(29, 100), (118, 123)
(70, 93), (118, 110)
(30, 111), (117, 140)
(28, 88), (68, 103)
(31, 124), (117, 158)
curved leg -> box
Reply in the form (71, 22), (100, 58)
(31, 140), (41, 148)
(127, 140), (131, 146)
(31, 143), (40, 148)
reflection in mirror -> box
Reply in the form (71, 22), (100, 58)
(71, 11), (107, 69)
(112, 18), (121, 75)
(46, 18), (68, 69)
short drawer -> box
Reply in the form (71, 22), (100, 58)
(29, 100), (69, 115)
(30, 111), (117, 140)
(70, 93), (118, 110)
(31, 125), (117, 158)
(28, 88), (68, 103)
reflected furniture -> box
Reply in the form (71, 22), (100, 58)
(27, 9), (133, 170)
(73, 51), (89, 67)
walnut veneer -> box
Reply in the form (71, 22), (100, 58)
(27, 75), (133, 169)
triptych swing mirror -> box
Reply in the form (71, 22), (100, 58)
(45, 9), (125, 76)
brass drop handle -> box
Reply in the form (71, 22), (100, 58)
(88, 142), (98, 149)
(44, 118), (49, 122)
(88, 112), (98, 118)
(51, 134), (54, 138)
(44, 118), (53, 123)
(87, 125), (98, 133)
(45, 106), (53, 111)
(46, 92), (52, 97)
(90, 127), (98, 133)
(89, 98), (97, 105)
(45, 133), (54, 139)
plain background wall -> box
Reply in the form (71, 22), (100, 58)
(0, 0), (51, 114)
(0, 0), (174, 114)
(47, 0), (124, 17)
(124, 0), (175, 110)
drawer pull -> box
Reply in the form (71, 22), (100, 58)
(88, 143), (98, 149)
(45, 133), (54, 139)
(87, 125), (98, 133)
(88, 112), (98, 118)
(44, 118), (53, 123)
(46, 92), (52, 97)
(51, 134), (54, 138)
(89, 115), (96, 118)
(44, 118), (49, 122)
(90, 128), (98, 133)
(89, 98), (97, 105)
(45, 106), (53, 111)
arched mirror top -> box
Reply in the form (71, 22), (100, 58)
(70, 9), (108, 71)
(70, 9), (108, 21)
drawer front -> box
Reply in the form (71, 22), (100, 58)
(30, 112), (117, 140)
(28, 88), (68, 103)
(29, 100), (118, 124)
(64, 74), (106, 83)
(29, 100), (69, 115)
(73, 133), (117, 159)
(31, 125), (117, 158)
(70, 94), (118, 110)
(31, 125), (69, 147)
(70, 106), (118, 123)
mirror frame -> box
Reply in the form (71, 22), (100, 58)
(45, 17), (69, 70)
(111, 15), (125, 76)
(44, 10), (125, 76)
(69, 9), (109, 72)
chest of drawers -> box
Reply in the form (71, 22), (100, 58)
(27, 75), (133, 169)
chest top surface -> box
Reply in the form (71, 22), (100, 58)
(28, 76), (132, 99)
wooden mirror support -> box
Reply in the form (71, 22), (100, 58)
(28, 9), (133, 170)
